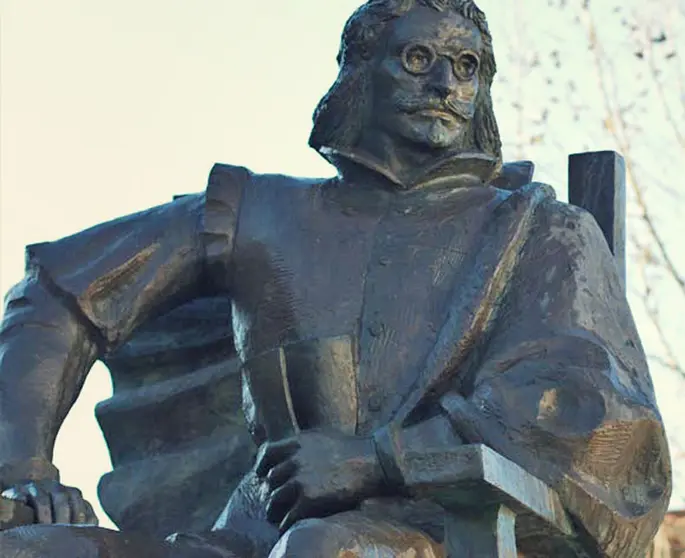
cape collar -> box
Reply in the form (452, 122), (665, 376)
(319, 145), (501, 190)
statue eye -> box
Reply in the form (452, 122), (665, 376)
(402, 44), (435, 74)
(454, 52), (479, 80)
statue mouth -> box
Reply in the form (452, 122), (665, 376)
(413, 108), (459, 123)
(398, 98), (470, 123)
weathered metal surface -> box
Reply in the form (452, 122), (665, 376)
(0, 1), (668, 557)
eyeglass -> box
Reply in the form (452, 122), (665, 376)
(401, 42), (480, 81)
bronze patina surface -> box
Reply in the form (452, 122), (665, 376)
(0, 1), (670, 557)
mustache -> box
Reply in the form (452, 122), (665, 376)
(395, 96), (473, 120)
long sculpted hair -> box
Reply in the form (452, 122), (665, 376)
(309, 0), (502, 164)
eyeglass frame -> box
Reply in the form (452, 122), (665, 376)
(400, 42), (481, 82)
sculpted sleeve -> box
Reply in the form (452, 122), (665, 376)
(0, 164), (248, 483)
(438, 200), (671, 557)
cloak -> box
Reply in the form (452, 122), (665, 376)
(0, 162), (670, 557)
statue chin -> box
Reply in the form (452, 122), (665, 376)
(398, 116), (468, 152)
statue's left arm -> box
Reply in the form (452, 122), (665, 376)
(0, 163), (246, 492)
(0, 195), (213, 473)
(375, 200), (671, 557)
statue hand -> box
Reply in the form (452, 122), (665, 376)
(255, 430), (384, 532)
(1, 480), (98, 526)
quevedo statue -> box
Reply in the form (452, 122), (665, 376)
(0, 1), (671, 556)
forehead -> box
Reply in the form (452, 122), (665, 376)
(385, 6), (482, 51)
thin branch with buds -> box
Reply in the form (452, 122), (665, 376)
(579, 4), (685, 302)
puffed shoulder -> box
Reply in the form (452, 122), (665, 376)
(24, 192), (211, 348)
(202, 164), (252, 288)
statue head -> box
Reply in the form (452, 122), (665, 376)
(310, 0), (502, 175)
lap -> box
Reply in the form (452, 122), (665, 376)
(0, 525), (208, 558)
(0, 512), (443, 558)
(221, 471), (445, 557)
(269, 511), (445, 558)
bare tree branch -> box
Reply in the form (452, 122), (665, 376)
(643, 22), (685, 153)
(636, 253), (685, 379)
(580, 3), (685, 301)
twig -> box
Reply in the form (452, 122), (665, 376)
(644, 22), (685, 153)
(634, 239), (685, 379)
(579, 4), (685, 299)
(647, 353), (685, 375)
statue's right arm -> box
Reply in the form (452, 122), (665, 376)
(0, 272), (102, 525)
(0, 184), (237, 524)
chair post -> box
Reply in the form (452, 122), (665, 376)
(568, 151), (627, 287)
(445, 504), (518, 558)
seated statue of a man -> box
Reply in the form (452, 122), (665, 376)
(0, 1), (671, 557)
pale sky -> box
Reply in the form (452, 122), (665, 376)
(1, 0), (684, 530)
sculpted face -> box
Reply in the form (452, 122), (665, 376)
(366, 6), (482, 152)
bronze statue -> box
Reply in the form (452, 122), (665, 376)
(0, 1), (671, 557)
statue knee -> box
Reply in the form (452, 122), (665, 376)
(0, 526), (59, 558)
(0, 529), (28, 558)
(0, 525), (100, 558)
(269, 518), (357, 558)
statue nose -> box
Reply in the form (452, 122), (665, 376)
(428, 57), (457, 97)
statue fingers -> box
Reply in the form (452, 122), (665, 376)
(1, 486), (30, 505)
(64, 487), (86, 523)
(65, 487), (97, 525)
(49, 485), (71, 524)
(278, 497), (310, 534)
(255, 439), (300, 478)
(266, 481), (300, 527)
(25, 483), (54, 524)
(82, 499), (99, 526)
(0, 482), (97, 526)
(267, 459), (298, 490)
(1, 485), (37, 525)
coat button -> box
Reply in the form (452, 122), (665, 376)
(368, 392), (383, 412)
(368, 321), (385, 337)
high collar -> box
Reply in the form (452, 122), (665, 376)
(319, 144), (501, 191)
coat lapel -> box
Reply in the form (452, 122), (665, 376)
(394, 184), (554, 427)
